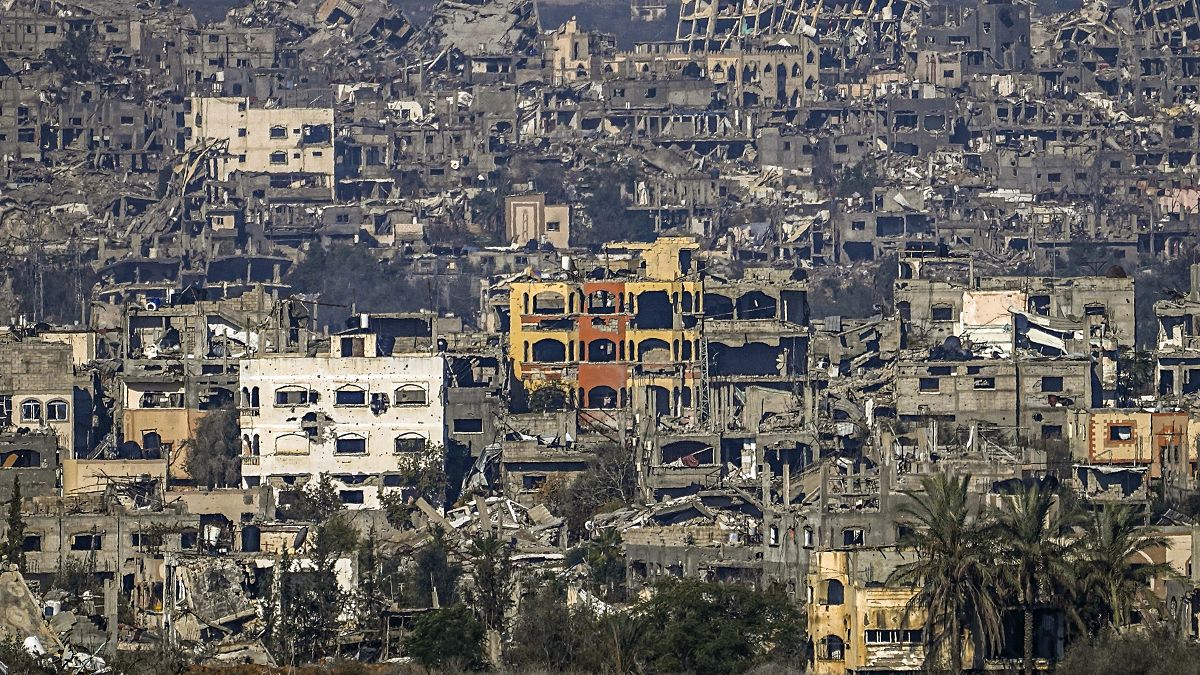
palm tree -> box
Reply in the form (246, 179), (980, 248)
(993, 480), (1077, 675)
(1073, 505), (1172, 633)
(890, 472), (1004, 674)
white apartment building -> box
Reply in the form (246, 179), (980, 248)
(187, 96), (335, 186)
(238, 333), (447, 509)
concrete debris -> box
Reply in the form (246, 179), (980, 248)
(4, 0), (1200, 669)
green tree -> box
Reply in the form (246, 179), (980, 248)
(577, 166), (652, 246)
(1117, 349), (1156, 405)
(357, 525), (385, 628)
(404, 526), (461, 608)
(184, 407), (241, 488)
(585, 527), (626, 602)
(1073, 505), (1173, 633)
(993, 480), (1077, 675)
(469, 187), (508, 244)
(638, 579), (804, 675)
(394, 442), (449, 505)
(889, 473), (1003, 674)
(591, 612), (649, 675)
(405, 604), (486, 671)
(832, 159), (880, 198)
(467, 534), (514, 633)
(505, 578), (584, 671)
(1057, 624), (1200, 675)
(267, 518), (352, 665)
(277, 473), (344, 521)
(2, 476), (26, 571)
(284, 244), (415, 328)
(0, 633), (52, 674)
(547, 442), (638, 536)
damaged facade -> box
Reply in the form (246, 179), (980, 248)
(4, 0), (1200, 669)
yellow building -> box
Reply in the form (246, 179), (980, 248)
(1083, 409), (1199, 480)
(808, 549), (925, 675)
(506, 237), (702, 414)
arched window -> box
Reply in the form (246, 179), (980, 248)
(588, 290), (617, 314)
(637, 338), (672, 363)
(335, 433), (367, 454)
(269, 125), (287, 139)
(587, 386), (618, 409)
(276, 433), (310, 456)
(274, 386), (310, 406)
(588, 339), (617, 362)
(819, 635), (845, 660)
(532, 291), (566, 315)
(394, 433), (426, 454)
(394, 384), (428, 406)
(532, 339), (566, 363)
(46, 399), (69, 422)
(335, 385), (367, 406)
(20, 399), (41, 422)
(823, 579), (845, 605)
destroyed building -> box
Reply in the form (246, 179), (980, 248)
(6, 0), (1200, 669)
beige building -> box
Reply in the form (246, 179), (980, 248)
(808, 549), (925, 675)
(505, 193), (571, 249)
(0, 339), (87, 457)
(188, 97), (335, 190)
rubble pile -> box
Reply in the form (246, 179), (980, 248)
(5, 0), (1200, 670)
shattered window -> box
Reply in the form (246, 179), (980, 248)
(269, 151), (287, 165)
(865, 630), (922, 645)
(919, 378), (940, 393)
(394, 435), (426, 454)
(20, 399), (42, 422)
(1042, 376), (1064, 392)
(842, 528), (865, 547)
(340, 490), (365, 504)
(972, 377), (996, 390)
(1109, 425), (1133, 441)
(394, 385), (428, 406)
(274, 387), (309, 406)
(46, 400), (68, 422)
(71, 533), (103, 551)
(930, 304), (953, 322)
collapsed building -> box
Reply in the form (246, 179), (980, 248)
(5, 0), (1200, 669)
